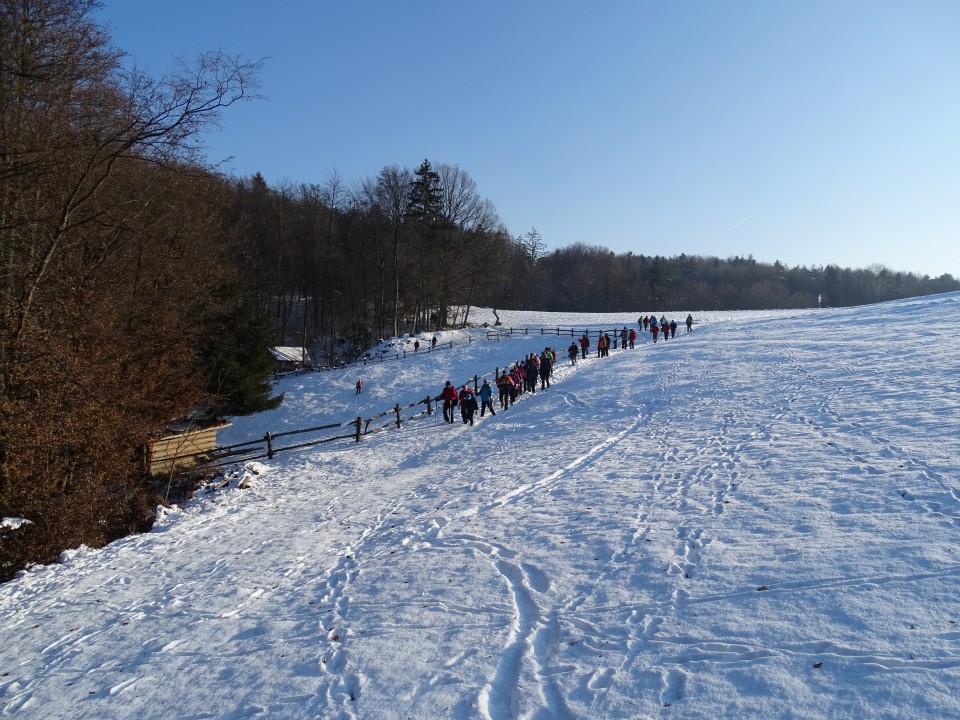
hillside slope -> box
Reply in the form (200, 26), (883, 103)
(2, 295), (959, 719)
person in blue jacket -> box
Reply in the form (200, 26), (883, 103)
(478, 379), (496, 417)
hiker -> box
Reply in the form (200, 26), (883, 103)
(686, 314), (693, 332)
(525, 354), (539, 393)
(628, 328), (637, 349)
(496, 372), (513, 409)
(462, 388), (478, 426)
(603, 333), (612, 356)
(441, 380), (458, 423)
(568, 341), (579, 365)
(513, 362), (525, 395)
(509, 367), (522, 404)
(643, 316), (650, 331)
(478, 379), (496, 417)
(620, 327), (628, 350)
(597, 333), (607, 358)
(459, 386), (477, 425)
(545, 347), (557, 378)
(355, 378), (363, 394)
(670, 320), (678, 338)
(579, 334), (590, 359)
(651, 324), (659, 343)
(414, 339), (420, 352)
(539, 351), (552, 389)
(432, 335), (438, 349)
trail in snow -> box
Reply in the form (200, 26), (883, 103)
(2, 296), (960, 719)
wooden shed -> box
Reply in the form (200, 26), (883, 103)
(270, 346), (310, 373)
(147, 421), (232, 476)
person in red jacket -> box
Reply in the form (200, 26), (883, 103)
(651, 324), (660, 343)
(628, 328), (637, 349)
(440, 380), (458, 423)
(579, 334), (589, 359)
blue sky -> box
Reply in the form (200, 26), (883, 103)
(96, 1), (959, 279)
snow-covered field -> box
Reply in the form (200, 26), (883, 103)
(2, 295), (959, 719)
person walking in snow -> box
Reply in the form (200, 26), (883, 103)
(686, 314), (693, 332)
(459, 386), (477, 425)
(414, 339), (420, 352)
(628, 328), (637, 349)
(539, 351), (552, 389)
(670, 320), (678, 338)
(478, 379), (496, 417)
(355, 378), (363, 394)
(643, 316), (650, 331)
(462, 388), (478, 426)
(651, 324), (659, 343)
(620, 327), (628, 350)
(579, 333), (590, 359)
(568, 341), (579, 365)
(545, 347), (556, 378)
(597, 333), (607, 358)
(496, 372), (514, 409)
(440, 380), (458, 423)
(432, 335), (438, 349)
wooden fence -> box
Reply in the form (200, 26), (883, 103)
(161, 325), (645, 474)
(163, 366), (518, 472)
(485, 326), (638, 349)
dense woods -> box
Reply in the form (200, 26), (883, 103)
(233, 169), (958, 355)
(0, 0), (264, 578)
(2, 0), (957, 580)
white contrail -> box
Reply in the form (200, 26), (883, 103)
(715, 216), (751, 239)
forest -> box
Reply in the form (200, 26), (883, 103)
(2, 0), (957, 580)
(235, 167), (957, 360)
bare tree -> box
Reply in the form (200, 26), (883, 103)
(0, 0), (261, 578)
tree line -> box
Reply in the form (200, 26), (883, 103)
(236, 168), (958, 353)
(2, 0), (956, 581)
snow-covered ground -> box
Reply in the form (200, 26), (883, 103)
(2, 294), (959, 719)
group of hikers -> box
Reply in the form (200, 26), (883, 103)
(440, 347), (559, 425)
(358, 314), (697, 423)
(640, 314), (694, 343)
(435, 312), (695, 426)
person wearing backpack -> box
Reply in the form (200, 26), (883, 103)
(440, 380), (458, 423)
(539, 351), (552, 389)
(579, 334), (589, 359)
(568, 341), (579, 365)
(478, 379), (496, 417)
(496, 372), (513, 409)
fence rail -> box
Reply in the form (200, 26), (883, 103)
(163, 324), (648, 475)
(166, 367), (518, 473)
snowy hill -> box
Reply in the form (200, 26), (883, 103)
(2, 295), (960, 719)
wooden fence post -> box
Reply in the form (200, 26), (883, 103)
(265, 432), (274, 459)
(354, 417), (362, 442)
(473, 375), (479, 392)
(395, 403), (402, 428)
